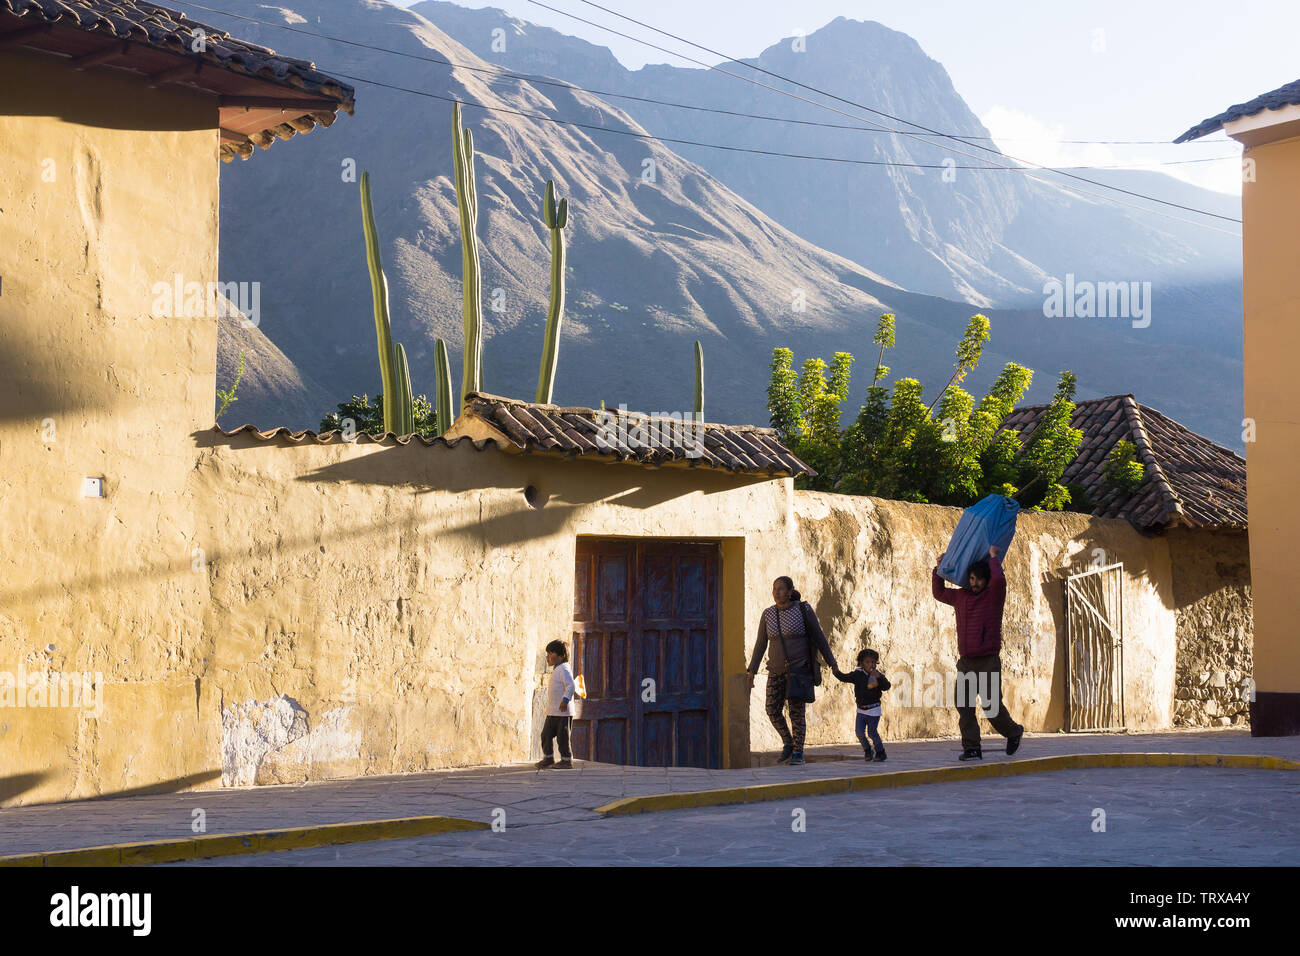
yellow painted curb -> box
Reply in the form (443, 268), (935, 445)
(0, 814), (490, 867)
(594, 752), (1300, 816)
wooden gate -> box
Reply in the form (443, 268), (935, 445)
(571, 538), (720, 768)
(1065, 562), (1126, 732)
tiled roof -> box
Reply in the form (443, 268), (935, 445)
(1000, 395), (1246, 531)
(212, 392), (814, 479)
(452, 392), (815, 477)
(1175, 78), (1300, 142)
(212, 423), (498, 450)
(0, 0), (354, 160)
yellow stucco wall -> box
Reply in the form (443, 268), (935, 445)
(1240, 134), (1300, 695)
(0, 49), (220, 806)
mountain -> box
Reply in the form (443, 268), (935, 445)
(202, 0), (1244, 449)
(414, 3), (1243, 309)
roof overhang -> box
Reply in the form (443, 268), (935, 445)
(1222, 102), (1300, 147)
(0, 5), (353, 161)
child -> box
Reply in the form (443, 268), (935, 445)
(833, 649), (892, 762)
(536, 639), (576, 770)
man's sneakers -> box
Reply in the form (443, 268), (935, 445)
(959, 748), (983, 761)
(553, 759), (574, 769)
(1006, 728), (1024, 756)
(863, 749), (874, 763)
(534, 756), (555, 770)
(776, 743), (795, 765)
(789, 750), (805, 766)
(873, 748), (888, 763)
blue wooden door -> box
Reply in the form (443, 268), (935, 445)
(571, 538), (720, 768)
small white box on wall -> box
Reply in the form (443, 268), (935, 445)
(81, 477), (104, 498)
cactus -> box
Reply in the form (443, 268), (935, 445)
(433, 338), (454, 437)
(452, 103), (483, 402)
(359, 171), (413, 435)
(693, 340), (704, 420)
(395, 343), (415, 436)
(535, 179), (569, 404)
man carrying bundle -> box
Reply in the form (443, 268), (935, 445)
(932, 545), (1025, 761)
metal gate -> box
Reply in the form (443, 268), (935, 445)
(1065, 562), (1126, 732)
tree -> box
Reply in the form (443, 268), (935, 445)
(766, 314), (1081, 511)
(1103, 439), (1146, 494)
(1016, 371), (1085, 510)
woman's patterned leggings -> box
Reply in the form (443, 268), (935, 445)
(765, 672), (807, 750)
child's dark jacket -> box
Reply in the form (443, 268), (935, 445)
(835, 668), (891, 709)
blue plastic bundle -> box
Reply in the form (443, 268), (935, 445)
(937, 494), (1020, 586)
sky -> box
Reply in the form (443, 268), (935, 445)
(401, 0), (1300, 196)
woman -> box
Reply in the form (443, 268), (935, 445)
(746, 576), (839, 766)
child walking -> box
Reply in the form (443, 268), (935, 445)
(536, 639), (576, 770)
(833, 649), (892, 762)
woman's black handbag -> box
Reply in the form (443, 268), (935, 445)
(775, 607), (816, 703)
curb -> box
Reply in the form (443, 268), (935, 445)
(0, 814), (489, 867)
(594, 752), (1300, 817)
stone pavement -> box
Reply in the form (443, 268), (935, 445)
(171, 766), (1300, 866)
(2, 728), (1297, 856)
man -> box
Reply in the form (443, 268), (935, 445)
(932, 545), (1024, 761)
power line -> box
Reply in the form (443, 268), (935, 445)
(178, 0), (1231, 150)
(325, 70), (1232, 172)
(540, 0), (1241, 226)
(175, 1), (1241, 232)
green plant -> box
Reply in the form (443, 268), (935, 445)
(395, 342), (416, 437)
(1103, 438), (1146, 494)
(433, 338), (454, 437)
(767, 347), (800, 445)
(215, 350), (246, 422)
(768, 314), (1079, 510)
(359, 171), (413, 434)
(535, 179), (569, 404)
(693, 340), (704, 419)
(1016, 371), (1085, 510)
(927, 314), (990, 414)
(321, 394), (436, 437)
(453, 102), (484, 402)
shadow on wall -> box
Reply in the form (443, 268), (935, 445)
(0, 318), (100, 423)
(2, 433), (774, 607)
(0, 769), (221, 809)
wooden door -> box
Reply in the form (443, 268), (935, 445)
(571, 538), (720, 767)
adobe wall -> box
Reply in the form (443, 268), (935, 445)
(776, 492), (1180, 750)
(1168, 528), (1253, 727)
(0, 49), (220, 808)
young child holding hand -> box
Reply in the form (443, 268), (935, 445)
(833, 649), (892, 762)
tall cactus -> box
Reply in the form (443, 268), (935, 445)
(535, 179), (569, 404)
(395, 343), (415, 436)
(433, 338), (454, 437)
(359, 171), (410, 435)
(452, 103), (483, 401)
(693, 340), (704, 420)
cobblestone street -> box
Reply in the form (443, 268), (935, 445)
(169, 767), (1299, 866)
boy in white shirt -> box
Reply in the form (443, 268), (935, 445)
(536, 639), (577, 769)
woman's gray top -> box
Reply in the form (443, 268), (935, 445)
(749, 602), (838, 675)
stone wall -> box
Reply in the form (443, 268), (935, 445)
(1168, 528), (1253, 727)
